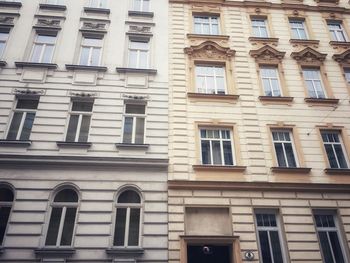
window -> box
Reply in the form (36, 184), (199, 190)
(45, 0), (64, 4)
(88, 0), (107, 8)
(255, 211), (285, 263)
(195, 65), (226, 94)
(289, 20), (308, 40)
(122, 104), (146, 144)
(193, 16), (219, 35)
(114, 190), (142, 247)
(45, 189), (78, 247)
(30, 34), (56, 63)
(314, 212), (347, 263)
(79, 37), (103, 66)
(328, 22), (348, 42)
(344, 68), (350, 84)
(128, 39), (149, 69)
(302, 68), (326, 99)
(65, 100), (93, 143)
(200, 128), (234, 166)
(132, 0), (149, 12)
(260, 66), (282, 96)
(321, 131), (349, 169)
(0, 187), (13, 246)
(272, 130), (298, 168)
(0, 29), (9, 58)
(251, 18), (269, 38)
(6, 98), (39, 141)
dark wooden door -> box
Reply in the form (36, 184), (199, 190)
(187, 245), (231, 263)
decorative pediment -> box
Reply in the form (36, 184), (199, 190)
(184, 41), (235, 60)
(249, 45), (285, 62)
(291, 47), (327, 64)
(13, 88), (45, 96)
(128, 25), (152, 34)
(36, 18), (61, 28)
(82, 22), (106, 31)
(332, 49), (350, 65)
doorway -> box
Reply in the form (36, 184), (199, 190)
(187, 244), (231, 263)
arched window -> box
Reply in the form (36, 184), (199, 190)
(0, 187), (14, 245)
(45, 188), (78, 247)
(113, 189), (142, 247)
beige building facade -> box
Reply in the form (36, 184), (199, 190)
(168, 0), (350, 262)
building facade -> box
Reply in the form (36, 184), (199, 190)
(0, 0), (168, 262)
(168, 0), (350, 262)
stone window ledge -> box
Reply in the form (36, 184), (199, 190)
(84, 7), (110, 14)
(0, 140), (31, 146)
(304, 97), (339, 105)
(128, 10), (154, 18)
(271, 167), (311, 173)
(259, 96), (294, 103)
(324, 168), (350, 175)
(193, 165), (247, 172)
(188, 92), (239, 101)
(106, 247), (144, 255)
(65, 64), (107, 72)
(35, 248), (75, 257)
(0, 1), (22, 8)
(187, 34), (230, 40)
(39, 3), (67, 11)
(56, 141), (92, 148)
(115, 143), (149, 149)
(290, 39), (320, 45)
(329, 41), (350, 47)
(15, 62), (58, 69)
(116, 67), (157, 75)
(0, 61), (6, 67)
(248, 37), (279, 44)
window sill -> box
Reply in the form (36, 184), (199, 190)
(0, 1), (22, 8)
(65, 64), (107, 72)
(329, 41), (350, 47)
(248, 37), (279, 44)
(116, 67), (157, 75)
(271, 167), (311, 173)
(259, 96), (294, 104)
(106, 247), (144, 255)
(84, 7), (110, 14)
(0, 61), (6, 67)
(193, 165), (247, 172)
(39, 3), (67, 11)
(289, 39), (320, 45)
(324, 168), (350, 175)
(35, 248), (75, 257)
(15, 62), (58, 69)
(304, 97), (339, 106)
(0, 140), (31, 146)
(187, 33), (230, 40)
(188, 92), (239, 101)
(116, 143), (149, 149)
(56, 141), (92, 148)
(128, 10), (154, 18)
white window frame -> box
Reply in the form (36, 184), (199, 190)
(199, 128), (235, 166)
(113, 189), (143, 248)
(193, 15), (220, 35)
(195, 65), (227, 94)
(289, 19), (308, 40)
(271, 130), (299, 168)
(321, 131), (349, 169)
(65, 100), (93, 143)
(302, 68), (327, 99)
(79, 36), (103, 66)
(45, 0), (64, 4)
(29, 33), (57, 63)
(132, 0), (150, 12)
(127, 38), (150, 69)
(260, 66), (282, 97)
(328, 22), (348, 42)
(121, 103), (146, 144)
(88, 0), (107, 8)
(251, 18), (269, 38)
(255, 210), (287, 263)
(0, 29), (10, 59)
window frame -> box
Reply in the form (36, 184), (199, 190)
(193, 15), (220, 35)
(78, 35), (103, 67)
(259, 65), (283, 97)
(132, 0), (150, 12)
(0, 28), (10, 59)
(251, 17), (270, 38)
(88, 0), (108, 8)
(121, 102), (147, 145)
(29, 33), (57, 64)
(327, 21), (349, 42)
(289, 18), (309, 40)
(44, 0), (64, 5)
(0, 185), (14, 247)
(194, 64), (227, 95)
(302, 68), (328, 99)
(127, 37), (150, 69)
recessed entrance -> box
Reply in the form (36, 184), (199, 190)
(187, 244), (231, 263)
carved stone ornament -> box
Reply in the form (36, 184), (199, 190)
(184, 41), (235, 60)
(332, 49), (350, 64)
(0, 16), (14, 25)
(122, 94), (149, 101)
(13, 88), (45, 96)
(129, 25), (151, 34)
(291, 47), (327, 63)
(37, 19), (60, 27)
(82, 22), (106, 31)
(249, 45), (286, 61)
(70, 91), (97, 98)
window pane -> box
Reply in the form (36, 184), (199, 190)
(30, 44), (43, 62)
(259, 231), (272, 263)
(0, 207), (11, 245)
(275, 143), (287, 167)
(7, 112), (23, 140)
(128, 208), (140, 246)
(45, 207), (62, 246)
(60, 207), (77, 246)
(329, 231), (345, 263)
(142, 0), (149, 11)
(284, 143), (297, 168)
(319, 232), (335, 263)
(135, 117), (145, 144)
(118, 190), (140, 204)
(42, 45), (54, 63)
(123, 117), (133, 143)
(325, 144), (338, 168)
(90, 47), (101, 66)
(334, 145), (348, 168)
(125, 104), (145, 114)
(79, 47), (90, 65)
(114, 208), (127, 246)
(66, 115), (79, 142)
(223, 141), (233, 165)
(54, 189), (78, 202)
(139, 51), (148, 68)
(0, 189), (13, 202)
(270, 231), (284, 263)
(72, 101), (93, 112)
(212, 140), (222, 165)
(78, 115), (91, 142)
(17, 99), (39, 109)
(128, 50), (138, 68)
(19, 112), (35, 140)
(37, 35), (56, 44)
(201, 140), (210, 165)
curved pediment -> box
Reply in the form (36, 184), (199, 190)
(333, 49), (350, 64)
(249, 45), (286, 62)
(184, 40), (235, 60)
(291, 47), (327, 64)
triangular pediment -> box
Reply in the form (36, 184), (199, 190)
(184, 40), (235, 60)
(249, 45), (285, 61)
(333, 49), (350, 64)
(291, 47), (327, 63)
